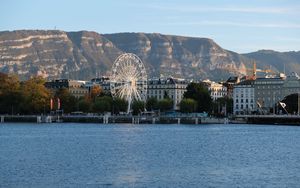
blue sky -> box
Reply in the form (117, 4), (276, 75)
(1, 0), (299, 53)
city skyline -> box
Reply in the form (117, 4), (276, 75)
(1, 0), (299, 53)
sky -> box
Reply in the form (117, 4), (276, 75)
(1, 0), (299, 53)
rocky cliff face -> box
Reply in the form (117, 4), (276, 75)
(1, 30), (291, 80)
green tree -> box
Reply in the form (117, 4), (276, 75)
(212, 97), (233, 116)
(77, 98), (91, 112)
(112, 98), (128, 114)
(146, 97), (158, 111)
(93, 96), (112, 113)
(180, 98), (197, 113)
(132, 100), (145, 115)
(55, 88), (77, 113)
(184, 83), (212, 112)
(158, 98), (173, 112)
(21, 76), (51, 114)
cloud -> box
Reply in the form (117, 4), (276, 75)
(146, 4), (297, 14)
(165, 21), (300, 29)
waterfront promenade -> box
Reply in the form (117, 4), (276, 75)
(0, 114), (228, 124)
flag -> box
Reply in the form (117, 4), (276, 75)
(279, 102), (286, 108)
(57, 98), (61, 110)
(256, 101), (262, 108)
(50, 98), (53, 110)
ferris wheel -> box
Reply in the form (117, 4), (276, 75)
(110, 53), (147, 113)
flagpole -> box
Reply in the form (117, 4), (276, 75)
(297, 92), (300, 116)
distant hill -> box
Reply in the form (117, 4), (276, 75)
(243, 50), (300, 74)
(0, 30), (299, 80)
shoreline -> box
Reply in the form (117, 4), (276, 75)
(2, 114), (300, 125)
(0, 115), (229, 125)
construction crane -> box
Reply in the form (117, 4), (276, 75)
(241, 61), (276, 80)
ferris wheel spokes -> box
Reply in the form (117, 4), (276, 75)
(110, 53), (147, 114)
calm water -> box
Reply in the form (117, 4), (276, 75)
(1, 123), (300, 187)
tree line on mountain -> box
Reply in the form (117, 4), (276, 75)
(0, 73), (232, 116)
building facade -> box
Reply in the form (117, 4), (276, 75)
(85, 77), (111, 94)
(254, 77), (284, 113)
(45, 79), (89, 98)
(147, 78), (188, 110)
(233, 80), (255, 115)
(202, 80), (227, 101)
(233, 73), (300, 115)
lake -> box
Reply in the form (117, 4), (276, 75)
(1, 123), (300, 187)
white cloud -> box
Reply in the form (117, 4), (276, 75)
(165, 21), (300, 29)
(146, 4), (298, 14)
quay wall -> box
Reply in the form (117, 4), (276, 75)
(0, 115), (228, 124)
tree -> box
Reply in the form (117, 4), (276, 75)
(90, 85), (102, 101)
(55, 88), (77, 113)
(212, 97), (233, 117)
(21, 76), (51, 114)
(132, 100), (145, 115)
(158, 98), (173, 112)
(93, 96), (112, 113)
(184, 83), (212, 112)
(77, 98), (91, 112)
(180, 98), (197, 113)
(112, 98), (128, 114)
(146, 97), (158, 111)
(0, 73), (23, 114)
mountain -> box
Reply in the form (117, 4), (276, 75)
(0, 30), (298, 81)
(243, 50), (300, 74)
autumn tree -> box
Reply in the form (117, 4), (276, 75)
(21, 76), (51, 114)
(90, 85), (102, 101)
(0, 73), (23, 114)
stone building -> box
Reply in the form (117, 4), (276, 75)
(233, 80), (255, 115)
(147, 78), (188, 110)
(45, 79), (88, 98)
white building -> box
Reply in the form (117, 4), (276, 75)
(147, 78), (188, 110)
(202, 80), (227, 101)
(233, 80), (255, 115)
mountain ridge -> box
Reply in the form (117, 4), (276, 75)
(0, 30), (299, 80)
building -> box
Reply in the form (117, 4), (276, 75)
(224, 76), (240, 98)
(283, 72), (300, 97)
(147, 78), (188, 110)
(45, 79), (89, 98)
(202, 79), (227, 101)
(233, 72), (300, 115)
(254, 77), (285, 113)
(233, 80), (255, 115)
(85, 77), (111, 94)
